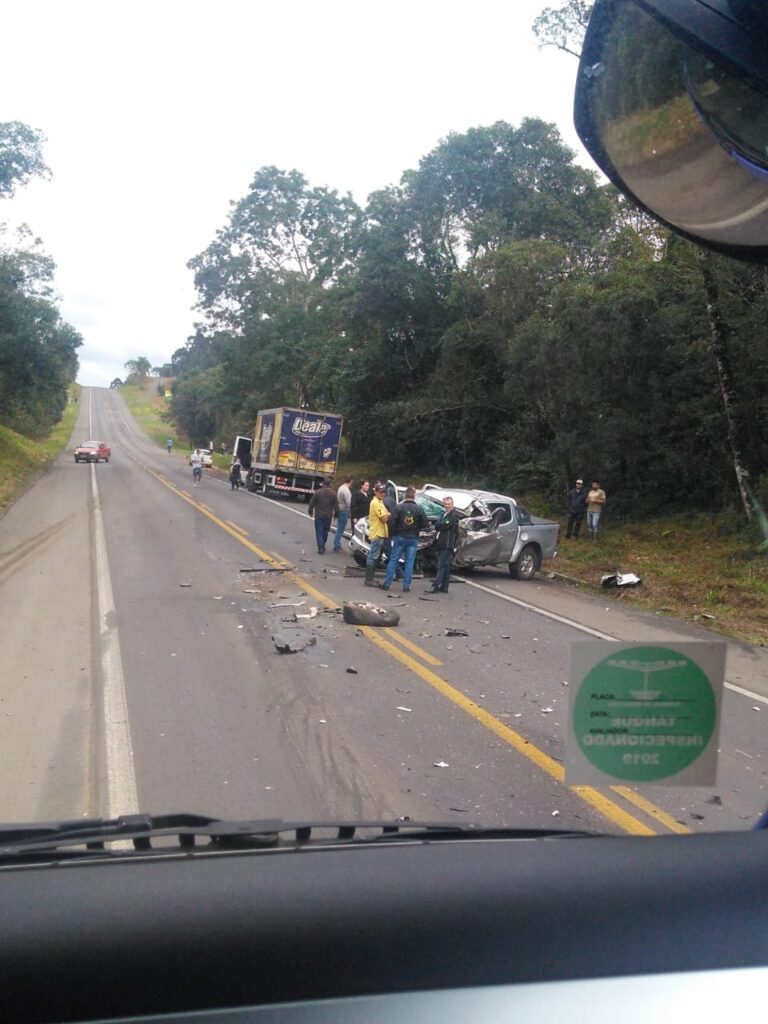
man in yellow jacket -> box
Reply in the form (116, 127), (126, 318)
(365, 483), (391, 586)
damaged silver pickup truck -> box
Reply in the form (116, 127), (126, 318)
(349, 485), (559, 581)
(420, 485), (559, 580)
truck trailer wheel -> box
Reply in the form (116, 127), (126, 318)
(510, 545), (539, 581)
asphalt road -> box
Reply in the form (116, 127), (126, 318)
(0, 387), (765, 834)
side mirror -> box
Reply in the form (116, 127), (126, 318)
(574, 0), (768, 261)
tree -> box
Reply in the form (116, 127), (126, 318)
(124, 356), (151, 386)
(0, 121), (49, 198)
(401, 119), (613, 269)
(189, 166), (360, 329)
(531, 1), (594, 59)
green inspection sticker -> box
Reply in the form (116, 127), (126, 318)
(572, 645), (717, 782)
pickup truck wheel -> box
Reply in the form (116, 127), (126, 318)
(510, 545), (539, 581)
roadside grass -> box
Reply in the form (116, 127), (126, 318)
(0, 385), (81, 515)
(552, 513), (768, 646)
(111, 403), (768, 646)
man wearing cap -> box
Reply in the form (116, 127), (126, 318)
(308, 477), (338, 554)
(381, 487), (429, 593)
(566, 479), (587, 539)
(364, 483), (391, 586)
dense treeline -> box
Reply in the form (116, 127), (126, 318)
(170, 117), (768, 518)
(0, 122), (81, 436)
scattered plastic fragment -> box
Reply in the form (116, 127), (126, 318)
(346, 667), (359, 674)
(445, 628), (469, 637)
(552, 810), (560, 817)
(601, 571), (642, 588)
(396, 706), (413, 713)
(433, 761), (449, 768)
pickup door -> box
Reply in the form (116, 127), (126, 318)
(453, 500), (518, 567)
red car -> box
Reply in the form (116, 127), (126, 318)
(74, 440), (111, 463)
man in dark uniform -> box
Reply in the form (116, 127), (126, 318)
(381, 487), (429, 593)
(426, 496), (461, 594)
(566, 479), (587, 539)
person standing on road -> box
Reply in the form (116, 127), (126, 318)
(167, 438), (173, 455)
(190, 448), (203, 486)
(350, 480), (371, 534)
(382, 487), (428, 593)
(426, 496), (461, 593)
(566, 479), (587, 539)
(308, 477), (338, 554)
(230, 455), (242, 491)
(333, 476), (353, 551)
(380, 487), (398, 566)
(364, 483), (390, 586)
(587, 480), (607, 539)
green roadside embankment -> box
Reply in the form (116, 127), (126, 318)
(0, 386), (82, 516)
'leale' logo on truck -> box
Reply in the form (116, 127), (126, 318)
(291, 417), (332, 437)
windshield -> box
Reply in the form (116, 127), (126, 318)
(0, 0), (765, 852)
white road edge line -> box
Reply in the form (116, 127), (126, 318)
(91, 465), (139, 817)
(463, 578), (768, 705)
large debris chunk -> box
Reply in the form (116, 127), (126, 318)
(342, 601), (400, 627)
(272, 634), (317, 654)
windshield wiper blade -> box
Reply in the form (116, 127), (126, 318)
(0, 814), (598, 861)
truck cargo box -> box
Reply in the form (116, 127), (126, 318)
(251, 408), (343, 476)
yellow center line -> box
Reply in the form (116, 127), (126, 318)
(148, 467), (660, 837)
(385, 630), (443, 667)
(361, 627), (656, 836)
(610, 786), (692, 834)
(226, 520), (249, 536)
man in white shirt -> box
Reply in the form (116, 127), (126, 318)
(190, 448), (203, 486)
(333, 476), (353, 552)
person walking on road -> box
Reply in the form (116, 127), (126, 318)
(426, 496), (461, 593)
(364, 483), (390, 586)
(333, 476), (353, 551)
(350, 480), (371, 535)
(566, 479), (587, 539)
(587, 480), (607, 539)
(190, 448), (203, 486)
(230, 455), (242, 490)
(381, 487), (428, 593)
(308, 478), (338, 554)
(166, 438), (173, 455)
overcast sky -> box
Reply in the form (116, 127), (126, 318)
(1, 0), (591, 386)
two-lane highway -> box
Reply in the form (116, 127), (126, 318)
(0, 386), (764, 835)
